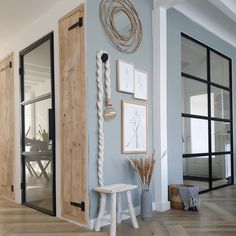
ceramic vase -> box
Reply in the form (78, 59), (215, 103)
(141, 189), (153, 221)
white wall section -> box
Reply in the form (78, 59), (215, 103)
(152, 6), (170, 212)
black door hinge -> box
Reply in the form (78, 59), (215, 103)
(19, 67), (23, 75)
(9, 61), (12, 68)
(11, 185), (14, 192)
(68, 17), (83, 31)
(71, 201), (85, 211)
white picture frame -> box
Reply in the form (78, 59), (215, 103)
(121, 100), (147, 153)
(117, 60), (134, 93)
(134, 69), (148, 100)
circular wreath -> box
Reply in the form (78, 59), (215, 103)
(100, 0), (143, 53)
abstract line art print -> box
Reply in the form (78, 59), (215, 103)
(134, 69), (148, 100)
(117, 60), (134, 94)
(122, 100), (147, 153)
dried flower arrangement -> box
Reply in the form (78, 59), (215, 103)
(126, 152), (155, 190)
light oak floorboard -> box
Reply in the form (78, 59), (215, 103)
(1, 185), (236, 235)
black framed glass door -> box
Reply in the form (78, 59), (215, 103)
(181, 33), (233, 192)
(20, 33), (56, 215)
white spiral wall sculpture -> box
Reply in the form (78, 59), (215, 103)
(100, 0), (142, 53)
(96, 50), (116, 187)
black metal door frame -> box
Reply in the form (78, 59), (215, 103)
(19, 32), (56, 216)
(181, 33), (234, 193)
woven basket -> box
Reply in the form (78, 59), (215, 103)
(168, 184), (193, 209)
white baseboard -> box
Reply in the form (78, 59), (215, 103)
(59, 216), (88, 229)
(155, 201), (170, 212)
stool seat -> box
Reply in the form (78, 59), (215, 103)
(94, 184), (139, 236)
(94, 183), (137, 193)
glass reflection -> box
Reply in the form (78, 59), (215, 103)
(211, 86), (230, 119)
(182, 77), (207, 116)
(210, 51), (230, 88)
(211, 121), (231, 153)
(181, 37), (207, 80)
(212, 155), (231, 187)
(25, 155), (52, 211)
(24, 98), (53, 212)
(183, 156), (209, 191)
(182, 117), (208, 154)
(24, 40), (51, 100)
(24, 99), (52, 153)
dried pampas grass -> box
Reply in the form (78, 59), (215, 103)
(126, 152), (155, 190)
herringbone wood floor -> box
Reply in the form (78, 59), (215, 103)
(0, 185), (236, 235)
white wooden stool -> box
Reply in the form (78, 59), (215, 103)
(94, 184), (139, 236)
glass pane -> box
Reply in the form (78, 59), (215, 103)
(182, 77), (207, 116)
(183, 156), (209, 191)
(25, 154), (53, 211)
(24, 99), (52, 153)
(24, 40), (51, 100)
(211, 121), (231, 153)
(210, 51), (230, 88)
(212, 155), (232, 188)
(182, 117), (208, 154)
(211, 86), (230, 119)
(181, 37), (207, 80)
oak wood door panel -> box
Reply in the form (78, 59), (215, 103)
(0, 53), (14, 200)
(59, 4), (88, 224)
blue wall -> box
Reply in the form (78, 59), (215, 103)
(86, 0), (153, 218)
(167, 9), (236, 184)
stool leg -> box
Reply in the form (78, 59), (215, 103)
(117, 192), (122, 224)
(95, 193), (106, 231)
(125, 190), (139, 229)
(110, 193), (117, 236)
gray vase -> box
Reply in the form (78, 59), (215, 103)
(141, 190), (153, 221)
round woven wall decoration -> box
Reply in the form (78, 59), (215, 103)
(100, 0), (142, 53)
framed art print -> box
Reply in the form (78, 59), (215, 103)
(121, 100), (147, 153)
(134, 69), (148, 100)
(117, 60), (134, 93)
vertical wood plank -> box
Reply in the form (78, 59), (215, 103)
(59, 4), (88, 224)
(0, 53), (14, 200)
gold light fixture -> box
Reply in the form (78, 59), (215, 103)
(103, 98), (116, 120)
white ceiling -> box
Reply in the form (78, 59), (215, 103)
(0, 0), (60, 47)
(1, 0), (236, 49)
(155, 0), (236, 47)
(173, 0), (236, 47)
(208, 0), (236, 23)
(154, 0), (187, 8)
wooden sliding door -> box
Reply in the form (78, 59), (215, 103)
(59, 4), (88, 224)
(0, 54), (14, 200)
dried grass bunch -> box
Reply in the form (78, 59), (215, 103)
(126, 152), (155, 190)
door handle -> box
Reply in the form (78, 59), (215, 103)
(48, 109), (54, 140)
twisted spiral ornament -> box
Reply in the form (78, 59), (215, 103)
(104, 58), (111, 102)
(96, 50), (116, 187)
(96, 50), (107, 187)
